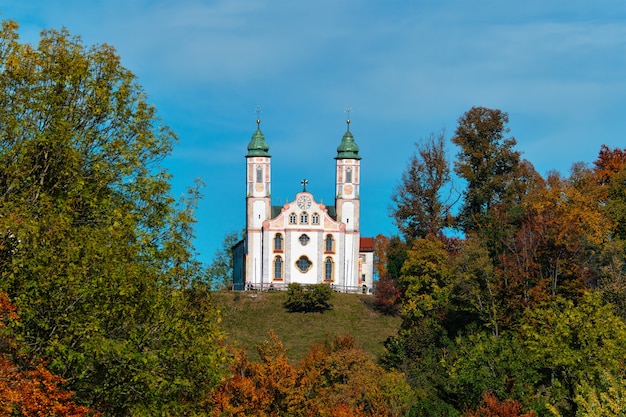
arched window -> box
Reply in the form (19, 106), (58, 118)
(325, 234), (334, 253)
(274, 233), (283, 251)
(256, 166), (263, 183)
(300, 212), (308, 224)
(274, 256), (283, 279)
(345, 167), (352, 183)
(311, 213), (320, 225)
(325, 257), (334, 281)
(296, 256), (312, 273)
(289, 213), (297, 224)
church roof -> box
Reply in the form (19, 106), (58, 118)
(336, 119), (361, 160)
(246, 119), (270, 157)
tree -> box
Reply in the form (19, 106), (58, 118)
(0, 292), (98, 417)
(517, 293), (626, 417)
(390, 130), (454, 241)
(207, 230), (241, 289)
(574, 370), (626, 417)
(593, 144), (626, 186)
(207, 333), (414, 417)
(597, 239), (626, 320)
(0, 20), (229, 415)
(373, 234), (402, 315)
(453, 236), (501, 338)
(464, 392), (537, 417)
(451, 107), (521, 235)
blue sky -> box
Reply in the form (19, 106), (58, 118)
(2, 1), (625, 265)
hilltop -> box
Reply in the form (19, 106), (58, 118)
(212, 290), (401, 361)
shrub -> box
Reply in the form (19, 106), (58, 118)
(284, 283), (332, 313)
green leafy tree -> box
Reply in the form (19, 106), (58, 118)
(0, 20), (228, 415)
(453, 236), (501, 338)
(574, 370), (626, 417)
(517, 293), (626, 417)
(597, 239), (626, 320)
(452, 107), (521, 235)
(207, 230), (241, 289)
(390, 130), (454, 241)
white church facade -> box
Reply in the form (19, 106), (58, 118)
(232, 117), (374, 293)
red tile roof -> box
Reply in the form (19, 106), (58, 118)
(360, 237), (374, 252)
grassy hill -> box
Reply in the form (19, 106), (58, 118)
(212, 290), (401, 362)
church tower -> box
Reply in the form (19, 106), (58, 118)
(335, 118), (361, 288)
(245, 118), (271, 286)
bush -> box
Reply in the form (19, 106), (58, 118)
(284, 283), (332, 313)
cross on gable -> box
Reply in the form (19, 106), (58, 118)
(300, 179), (308, 192)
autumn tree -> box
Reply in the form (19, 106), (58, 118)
(0, 292), (98, 417)
(0, 20), (228, 415)
(464, 392), (537, 417)
(373, 234), (402, 315)
(593, 144), (626, 186)
(390, 129), (454, 241)
(208, 333), (414, 417)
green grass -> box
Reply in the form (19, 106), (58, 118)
(212, 290), (401, 362)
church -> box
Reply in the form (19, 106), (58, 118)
(232, 116), (374, 293)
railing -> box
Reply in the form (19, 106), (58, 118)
(233, 282), (372, 294)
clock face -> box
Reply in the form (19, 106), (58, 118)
(297, 195), (311, 210)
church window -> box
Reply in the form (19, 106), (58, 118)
(296, 256), (312, 273)
(325, 235), (334, 253)
(289, 213), (297, 224)
(256, 166), (263, 183)
(274, 256), (283, 279)
(345, 167), (352, 183)
(299, 234), (310, 246)
(324, 257), (334, 281)
(312, 213), (320, 225)
(300, 212), (308, 224)
(274, 233), (283, 251)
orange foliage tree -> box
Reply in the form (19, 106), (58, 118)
(206, 332), (413, 417)
(464, 392), (537, 417)
(593, 144), (626, 186)
(0, 292), (98, 417)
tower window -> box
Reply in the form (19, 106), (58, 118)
(274, 256), (283, 279)
(312, 213), (320, 225)
(325, 257), (334, 281)
(345, 167), (352, 183)
(325, 234), (334, 253)
(300, 212), (308, 224)
(274, 233), (283, 251)
(289, 213), (297, 224)
(256, 166), (263, 183)
(296, 256), (312, 273)
(299, 234), (310, 246)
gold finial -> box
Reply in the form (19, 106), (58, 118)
(344, 105), (352, 131)
(255, 105), (262, 127)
